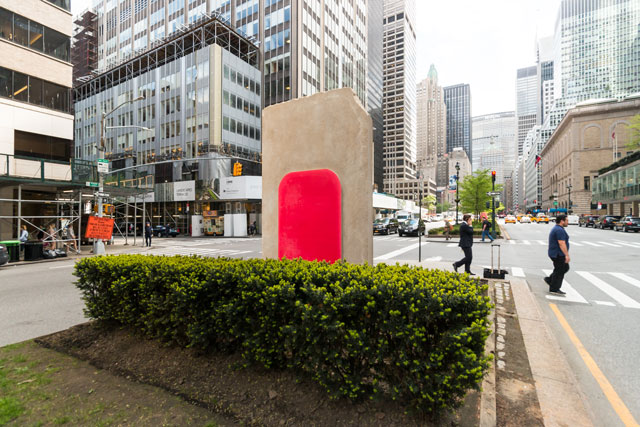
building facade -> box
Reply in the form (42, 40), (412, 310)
(444, 147), (472, 208)
(382, 0), (417, 197)
(416, 64), (446, 186)
(593, 156), (640, 217)
(0, 0), (74, 239)
(471, 111), (516, 187)
(367, 0), (384, 192)
(443, 83), (471, 160)
(72, 9), (98, 86)
(90, 0), (368, 109)
(540, 96), (640, 215)
(516, 66), (537, 157)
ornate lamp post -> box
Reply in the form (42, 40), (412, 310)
(455, 162), (460, 225)
(567, 184), (572, 214)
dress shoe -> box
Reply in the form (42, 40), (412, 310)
(452, 263), (458, 273)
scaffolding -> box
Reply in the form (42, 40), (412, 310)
(72, 9), (98, 87)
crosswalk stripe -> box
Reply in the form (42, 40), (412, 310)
(609, 273), (640, 291)
(522, 240), (531, 245)
(569, 241), (584, 246)
(542, 269), (588, 304)
(374, 242), (428, 261)
(582, 241), (603, 247)
(577, 271), (640, 309)
(613, 241), (640, 248)
(447, 243), (457, 247)
(511, 267), (525, 277)
(594, 300), (616, 306)
(508, 240), (516, 245)
(598, 242), (622, 247)
(535, 240), (547, 245)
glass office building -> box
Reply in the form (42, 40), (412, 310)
(443, 83), (472, 160)
(471, 111), (516, 186)
(516, 66), (537, 158)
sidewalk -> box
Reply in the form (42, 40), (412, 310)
(6, 241), (151, 267)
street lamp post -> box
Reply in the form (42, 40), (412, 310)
(94, 95), (147, 255)
(416, 171), (423, 262)
(567, 184), (572, 214)
(455, 162), (460, 225)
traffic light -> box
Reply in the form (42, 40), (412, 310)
(486, 201), (491, 209)
(232, 161), (242, 176)
(491, 170), (496, 183)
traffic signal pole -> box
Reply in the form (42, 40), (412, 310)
(491, 171), (496, 239)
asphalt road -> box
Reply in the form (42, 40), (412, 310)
(3, 225), (639, 425)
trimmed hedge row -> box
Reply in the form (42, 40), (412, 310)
(74, 255), (492, 414)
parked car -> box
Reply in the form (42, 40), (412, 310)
(613, 216), (640, 232)
(596, 215), (621, 229)
(153, 225), (180, 237)
(519, 215), (531, 223)
(0, 243), (9, 266)
(399, 219), (425, 237)
(578, 215), (599, 228)
(505, 215), (517, 224)
(567, 215), (580, 225)
(373, 218), (399, 235)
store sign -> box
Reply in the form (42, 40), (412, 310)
(220, 176), (262, 200)
(174, 181), (195, 201)
(85, 216), (115, 240)
(97, 159), (109, 173)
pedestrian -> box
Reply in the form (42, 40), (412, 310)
(444, 219), (452, 240)
(19, 225), (28, 243)
(453, 214), (475, 275)
(145, 221), (153, 247)
(47, 223), (57, 250)
(481, 217), (494, 242)
(67, 224), (78, 253)
(545, 214), (570, 295)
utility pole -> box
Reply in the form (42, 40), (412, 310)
(416, 171), (423, 262)
(455, 162), (460, 225)
(567, 184), (572, 214)
(491, 170), (497, 239)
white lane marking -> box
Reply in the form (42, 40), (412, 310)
(542, 269), (589, 304)
(424, 256), (442, 262)
(447, 243), (457, 247)
(576, 271), (640, 309)
(49, 264), (75, 269)
(569, 241), (584, 246)
(609, 273), (640, 291)
(522, 240), (532, 245)
(374, 242), (428, 261)
(582, 241), (603, 247)
(594, 300), (616, 306)
(597, 242), (622, 247)
(511, 267), (525, 277)
(613, 241), (640, 248)
(508, 240), (516, 245)
(535, 240), (547, 245)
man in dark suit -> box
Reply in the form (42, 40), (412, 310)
(453, 214), (475, 275)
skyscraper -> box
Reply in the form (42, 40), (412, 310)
(368, 0), (384, 192)
(536, 36), (554, 125)
(416, 65), (446, 186)
(516, 66), (537, 157)
(382, 0), (417, 196)
(471, 112), (517, 186)
(90, 0), (368, 108)
(443, 83), (472, 159)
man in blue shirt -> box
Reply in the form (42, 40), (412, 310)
(545, 214), (570, 295)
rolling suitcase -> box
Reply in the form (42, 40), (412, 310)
(483, 242), (508, 279)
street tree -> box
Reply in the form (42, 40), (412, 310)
(459, 169), (503, 219)
(436, 202), (451, 213)
(421, 194), (437, 213)
(626, 114), (640, 151)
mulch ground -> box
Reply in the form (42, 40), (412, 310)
(35, 321), (481, 426)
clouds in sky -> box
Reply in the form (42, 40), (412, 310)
(415, 0), (560, 116)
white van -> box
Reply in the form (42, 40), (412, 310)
(567, 214), (580, 225)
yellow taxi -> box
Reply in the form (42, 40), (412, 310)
(516, 213), (524, 221)
(505, 215), (517, 224)
(535, 213), (550, 223)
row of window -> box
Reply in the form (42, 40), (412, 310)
(223, 64), (261, 96)
(223, 116), (261, 141)
(222, 90), (261, 118)
(45, 0), (70, 11)
(0, 7), (70, 62)
(0, 67), (70, 113)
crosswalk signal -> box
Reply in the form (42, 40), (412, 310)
(491, 170), (496, 183)
(233, 162), (242, 176)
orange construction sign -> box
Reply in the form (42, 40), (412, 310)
(85, 216), (115, 240)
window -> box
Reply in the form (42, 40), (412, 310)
(0, 8), (12, 41)
(584, 176), (590, 191)
(29, 76), (43, 105)
(44, 0), (71, 11)
(43, 80), (68, 111)
(0, 67), (10, 98)
(44, 27), (70, 61)
(13, 71), (28, 102)
(13, 15), (28, 46)
(29, 21), (44, 51)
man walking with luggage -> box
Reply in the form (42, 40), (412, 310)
(453, 214), (475, 275)
(545, 214), (570, 295)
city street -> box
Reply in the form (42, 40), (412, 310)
(2, 223), (639, 426)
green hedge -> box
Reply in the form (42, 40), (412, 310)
(74, 255), (492, 414)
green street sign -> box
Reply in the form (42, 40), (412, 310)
(554, 201), (558, 206)
(86, 181), (99, 188)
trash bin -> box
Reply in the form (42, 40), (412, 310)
(0, 240), (20, 262)
(24, 241), (43, 261)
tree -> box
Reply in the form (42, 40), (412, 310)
(626, 114), (640, 151)
(421, 194), (437, 213)
(459, 169), (503, 219)
(436, 202), (451, 213)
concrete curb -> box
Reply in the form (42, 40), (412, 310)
(510, 277), (594, 426)
(479, 281), (497, 427)
(498, 224), (511, 240)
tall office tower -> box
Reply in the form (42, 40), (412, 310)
(0, 0), (73, 239)
(72, 9), (98, 86)
(471, 111), (517, 186)
(368, 0), (384, 193)
(516, 66), (537, 158)
(416, 65), (446, 186)
(536, 36), (554, 124)
(90, 0), (368, 108)
(443, 83), (472, 159)
(382, 0), (417, 196)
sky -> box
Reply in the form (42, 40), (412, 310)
(72, 0), (561, 117)
(415, 0), (561, 116)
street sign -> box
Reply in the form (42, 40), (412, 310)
(487, 191), (501, 196)
(86, 181), (99, 188)
(97, 159), (109, 173)
(554, 201), (558, 206)
(96, 192), (109, 198)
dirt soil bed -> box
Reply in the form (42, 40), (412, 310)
(36, 322), (481, 426)
(493, 282), (545, 426)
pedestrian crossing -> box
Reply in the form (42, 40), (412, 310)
(147, 246), (257, 258)
(496, 266), (640, 309)
(372, 235), (640, 248)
